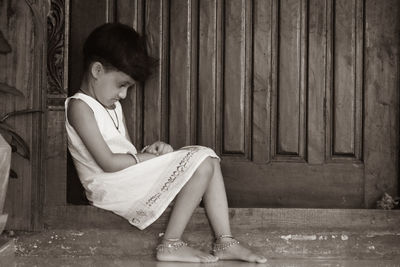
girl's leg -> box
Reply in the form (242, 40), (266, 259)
(157, 157), (218, 263)
(158, 156), (266, 263)
(203, 158), (267, 263)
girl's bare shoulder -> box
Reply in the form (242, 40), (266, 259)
(67, 98), (94, 124)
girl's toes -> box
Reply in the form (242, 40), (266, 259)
(248, 253), (267, 263)
(199, 254), (218, 263)
(255, 256), (267, 263)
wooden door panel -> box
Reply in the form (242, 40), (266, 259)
(307, 0), (326, 165)
(198, 0), (219, 150)
(252, 0), (273, 163)
(330, 0), (363, 159)
(223, 0), (250, 155)
(274, 0), (306, 157)
(142, 0), (168, 146)
(222, 161), (364, 207)
(169, 0), (197, 148)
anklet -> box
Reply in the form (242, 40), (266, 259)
(164, 238), (180, 242)
(156, 239), (187, 253)
(215, 234), (234, 241)
(212, 238), (240, 253)
(212, 235), (240, 253)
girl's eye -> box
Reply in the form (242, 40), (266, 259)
(119, 82), (134, 88)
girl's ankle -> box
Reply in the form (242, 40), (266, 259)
(214, 234), (235, 243)
(160, 237), (183, 244)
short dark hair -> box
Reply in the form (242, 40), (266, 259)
(83, 23), (156, 82)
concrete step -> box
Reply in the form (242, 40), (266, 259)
(6, 208), (400, 262)
(5, 256), (400, 267)
(9, 228), (400, 261)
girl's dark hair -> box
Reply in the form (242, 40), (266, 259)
(83, 23), (156, 82)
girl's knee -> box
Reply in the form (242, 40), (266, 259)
(195, 157), (215, 178)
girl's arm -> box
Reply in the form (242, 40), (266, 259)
(68, 99), (155, 172)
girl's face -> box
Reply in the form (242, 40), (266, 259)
(92, 63), (136, 108)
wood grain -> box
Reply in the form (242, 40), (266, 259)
(252, 0), (272, 163)
(143, 0), (169, 145)
(363, 0), (399, 207)
(1, 0), (46, 230)
(198, 0), (218, 150)
(45, 110), (67, 206)
(222, 0), (248, 155)
(169, 0), (197, 148)
(274, 0), (306, 158)
(44, 206), (400, 232)
(222, 161), (364, 207)
(307, 0), (326, 164)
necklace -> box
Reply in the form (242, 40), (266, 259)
(104, 108), (120, 131)
(79, 89), (120, 132)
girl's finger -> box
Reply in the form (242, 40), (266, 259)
(147, 144), (157, 154)
(159, 144), (168, 155)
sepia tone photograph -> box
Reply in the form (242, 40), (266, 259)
(0, 0), (399, 266)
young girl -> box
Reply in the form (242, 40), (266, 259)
(65, 22), (266, 264)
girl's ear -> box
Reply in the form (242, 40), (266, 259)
(90, 62), (104, 79)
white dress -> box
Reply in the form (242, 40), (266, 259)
(65, 93), (219, 230)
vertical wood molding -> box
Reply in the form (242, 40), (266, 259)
(271, 0), (307, 161)
(307, 0), (327, 164)
(27, 0), (48, 231)
(143, 0), (170, 145)
(222, 0), (252, 157)
(46, 0), (68, 211)
(168, 0), (198, 149)
(326, 0), (364, 162)
(198, 0), (218, 150)
(251, 0), (273, 163)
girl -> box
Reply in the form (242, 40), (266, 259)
(65, 22), (266, 264)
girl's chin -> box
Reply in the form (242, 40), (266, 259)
(104, 100), (118, 109)
(106, 103), (116, 109)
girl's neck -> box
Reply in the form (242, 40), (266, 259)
(79, 79), (95, 98)
(78, 80), (116, 110)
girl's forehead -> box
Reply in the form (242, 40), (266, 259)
(112, 70), (136, 84)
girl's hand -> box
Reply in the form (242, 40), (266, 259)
(145, 141), (173, 156)
(137, 152), (158, 162)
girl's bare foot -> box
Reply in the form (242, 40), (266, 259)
(156, 239), (218, 263)
(212, 236), (267, 263)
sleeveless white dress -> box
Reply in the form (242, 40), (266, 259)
(65, 93), (219, 230)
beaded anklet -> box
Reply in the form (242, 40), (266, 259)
(156, 238), (188, 253)
(212, 234), (240, 254)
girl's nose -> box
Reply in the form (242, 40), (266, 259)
(119, 88), (128, 99)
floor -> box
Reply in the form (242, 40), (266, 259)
(1, 229), (400, 267)
(2, 208), (400, 266)
(3, 256), (400, 267)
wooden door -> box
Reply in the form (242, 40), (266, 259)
(1, 0), (46, 230)
(66, 0), (399, 208)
